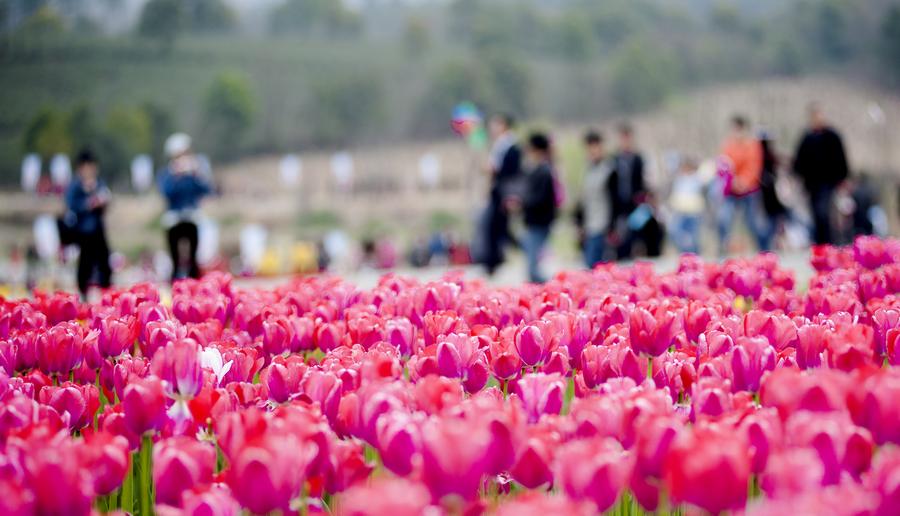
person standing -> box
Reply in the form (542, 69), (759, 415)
(792, 103), (850, 245)
(717, 115), (771, 255)
(607, 123), (646, 260)
(515, 133), (557, 284)
(158, 133), (212, 282)
(479, 113), (522, 275)
(64, 150), (112, 299)
(581, 130), (611, 267)
(668, 156), (706, 255)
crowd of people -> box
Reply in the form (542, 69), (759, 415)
(52, 104), (890, 296)
(475, 103), (887, 283)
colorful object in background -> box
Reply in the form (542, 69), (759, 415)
(451, 101), (488, 150)
(1, 237), (900, 515)
(21, 153), (41, 193)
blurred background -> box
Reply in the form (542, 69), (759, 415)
(0, 0), (899, 293)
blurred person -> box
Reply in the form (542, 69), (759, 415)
(64, 149), (112, 299)
(158, 133), (212, 283)
(478, 113), (522, 276)
(511, 133), (557, 284)
(668, 155), (706, 254)
(581, 129), (612, 267)
(792, 102), (850, 245)
(717, 115), (771, 255)
(608, 123), (647, 260)
(759, 131), (792, 247)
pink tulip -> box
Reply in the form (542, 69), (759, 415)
(494, 492), (596, 516)
(97, 316), (139, 358)
(729, 336), (776, 392)
(36, 322), (88, 375)
(38, 382), (100, 431)
(511, 373), (565, 423)
(339, 477), (433, 516)
(420, 415), (492, 502)
(515, 323), (548, 366)
(79, 431), (131, 496)
(152, 338), (204, 398)
(554, 437), (632, 512)
(154, 436), (217, 506)
(629, 305), (680, 357)
(122, 375), (168, 435)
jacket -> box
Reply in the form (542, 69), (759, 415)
(523, 162), (557, 227)
(793, 127), (849, 191)
(721, 136), (762, 196)
(607, 151), (646, 222)
(65, 178), (109, 235)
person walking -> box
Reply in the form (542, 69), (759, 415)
(158, 133), (212, 282)
(64, 149), (112, 299)
(758, 130), (790, 245)
(792, 103), (850, 245)
(515, 133), (557, 284)
(581, 130), (612, 267)
(717, 115), (771, 255)
(607, 123), (647, 260)
(479, 113), (522, 276)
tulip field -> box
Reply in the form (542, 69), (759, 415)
(3, 237), (900, 515)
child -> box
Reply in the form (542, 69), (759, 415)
(516, 133), (557, 283)
(668, 156), (705, 254)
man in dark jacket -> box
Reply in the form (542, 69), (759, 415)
(793, 103), (850, 245)
(479, 113), (522, 275)
(64, 150), (112, 298)
(518, 133), (557, 284)
(607, 123), (647, 259)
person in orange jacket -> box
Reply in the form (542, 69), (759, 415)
(716, 115), (772, 256)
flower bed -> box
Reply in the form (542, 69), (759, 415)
(2, 236), (900, 515)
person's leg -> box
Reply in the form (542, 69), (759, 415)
(96, 231), (112, 289)
(810, 187), (834, 245)
(524, 225), (549, 284)
(167, 224), (182, 282)
(745, 192), (773, 252)
(584, 232), (606, 268)
(76, 234), (93, 299)
(716, 196), (736, 257)
(186, 222), (201, 279)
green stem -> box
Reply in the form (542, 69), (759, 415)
(121, 455), (133, 514)
(139, 434), (153, 516)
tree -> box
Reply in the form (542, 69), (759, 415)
(186, 0), (234, 32)
(141, 102), (176, 166)
(404, 16), (431, 58)
(137, 0), (186, 51)
(306, 71), (384, 146)
(270, 0), (360, 37)
(609, 38), (678, 113)
(882, 5), (900, 80)
(202, 72), (257, 159)
(482, 50), (532, 117)
(98, 106), (152, 182)
(23, 106), (73, 158)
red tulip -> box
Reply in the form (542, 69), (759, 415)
(664, 425), (751, 514)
